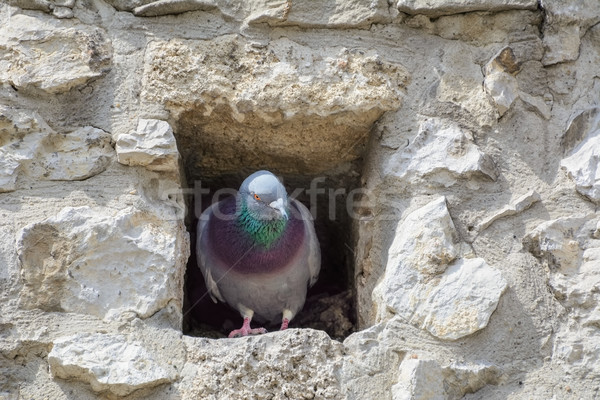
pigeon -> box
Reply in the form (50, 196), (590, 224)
(196, 170), (320, 338)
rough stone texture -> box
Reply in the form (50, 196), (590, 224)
(2, 0), (600, 399)
(397, 0), (537, 17)
(116, 118), (180, 173)
(372, 197), (507, 340)
(0, 12), (112, 93)
(385, 118), (498, 186)
(17, 206), (188, 320)
(560, 107), (600, 203)
(142, 33), (407, 178)
(181, 329), (344, 399)
(131, 0), (390, 27)
(0, 106), (114, 192)
(540, 0), (600, 65)
(48, 332), (175, 396)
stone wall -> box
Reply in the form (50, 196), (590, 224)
(1, 0), (600, 399)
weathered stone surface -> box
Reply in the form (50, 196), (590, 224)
(28, 126), (113, 181)
(523, 216), (588, 271)
(397, 0), (537, 17)
(0, 106), (47, 192)
(385, 118), (498, 186)
(436, 50), (499, 127)
(17, 206), (188, 321)
(373, 197), (507, 340)
(142, 34), (407, 177)
(7, 0), (76, 14)
(180, 329), (344, 399)
(0, 106), (113, 192)
(524, 216), (600, 378)
(133, 0), (216, 17)
(484, 47), (521, 116)
(391, 358), (502, 400)
(560, 108), (600, 203)
(392, 359), (445, 400)
(0, 13), (112, 94)
(540, 0), (600, 65)
(132, 0), (389, 26)
(261, 0), (390, 28)
(116, 119), (179, 173)
(478, 190), (540, 231)
(49, 333), (174, 396)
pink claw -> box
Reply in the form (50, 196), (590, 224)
(280, 318), (290, 331)
(228, 317), (267, 338)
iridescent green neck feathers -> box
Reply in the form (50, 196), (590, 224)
(238, 200), (287, 248)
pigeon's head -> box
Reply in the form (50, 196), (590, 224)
(239, 170), (289, 221)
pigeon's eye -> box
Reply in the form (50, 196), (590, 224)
(254, 193), (261, 201)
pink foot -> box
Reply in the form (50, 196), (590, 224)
(280, 318), (290, 331)
(228, 317), (267, 338)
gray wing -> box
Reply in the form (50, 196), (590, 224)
(196, 202), (225, 303)
(291, 199), (321, 287)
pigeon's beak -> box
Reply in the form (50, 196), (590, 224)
(269, 198), (288, 220)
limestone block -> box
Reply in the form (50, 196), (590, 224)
(373, 197), (507, 340)
(524, 216), (600, 377)
(132, 0), (389, 26)
(27, 126), (113, 181)
(17, 206), (188, 321)
(116, 119), (180, 172)
(443, 362), (503, 398)
(386, 118), (498, 186)
(0, 106), (113, 192)
(0, 13), (112, 94)
(484, 48), (521, 116)
(478, 190), (540, 231)
(437, 51), (499, 127)
(391, 358), (502, 400)
(7, 0), (75, 12)
(540, 0), (600, 65)
(48, 333), (173, 396)
(397, 0), (537, 17)
(180, 329), (344, 399)
(142, 35), (407, 176)
(560, 108), (600, 203)
(392, 359), (445, 400)
(261, 0), (390, 28)
(522, 216), (588, 272)
(133, 0), (216, 17)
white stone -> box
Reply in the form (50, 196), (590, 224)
(27, 126), (113, 181)
(0, 13), (111, 94)
(560, 109), (600, 202)
(437, 53), (499, 127)
(392, 359), (445, 400)
(484, 70), (519, 116)
(519, 91), (552, 120)
(116, 119), (180, 172)
(524, 216), (600, 378)
(397, 0), (537, 17)
(540, 0), (600, 65)
(373, 197), (507, 340)
(478, 190), (541, 231)
(273, 0), (390, 28)
(17, 206), (188, 321)
(522, 216), (588, 272)
(48, 333), (173, 396)
(0, 106), (113, 191)
(386, 118), (498, 186)
(180, 329), (344, 399)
